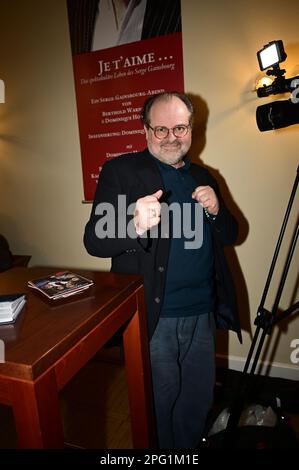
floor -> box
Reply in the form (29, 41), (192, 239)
(61, 351), (133, 449)
(0, 348), (298, 449)
(0, 347), (133, 449)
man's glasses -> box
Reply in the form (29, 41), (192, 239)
(148, 124), (191, 140)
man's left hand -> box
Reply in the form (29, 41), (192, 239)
(192, 186), (219, 216)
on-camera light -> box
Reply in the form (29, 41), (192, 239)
(257, 40), (287, 71)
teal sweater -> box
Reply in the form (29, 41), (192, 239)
(155, 157), (215, 317)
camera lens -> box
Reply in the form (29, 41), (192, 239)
(256, 100), (299, 131)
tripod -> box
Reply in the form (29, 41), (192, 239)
(225, 165), (299, 446)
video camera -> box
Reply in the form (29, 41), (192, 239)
(255, 40), (299, 131)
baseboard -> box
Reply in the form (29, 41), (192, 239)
(216, 354), (299, 381)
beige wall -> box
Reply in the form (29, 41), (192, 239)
(0, 0), (298, 376)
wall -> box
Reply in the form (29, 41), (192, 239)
(182, 0), (299, 377)
(0, 0), (298, 377)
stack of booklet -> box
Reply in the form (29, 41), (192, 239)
(27, 271), (94, 300)
(0, 294), (27, 324)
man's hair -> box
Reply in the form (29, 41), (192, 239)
(141, 91), (194, 127)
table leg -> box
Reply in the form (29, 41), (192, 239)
(8, 369), (64, 448)
(123, 287), (157, 448)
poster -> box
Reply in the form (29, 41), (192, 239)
(67, 1), (184, 201)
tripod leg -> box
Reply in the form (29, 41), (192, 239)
(222, 167), (299, 449)
(259, 167), (298, 308)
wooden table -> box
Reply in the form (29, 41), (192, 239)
(0, 267), (156, 448)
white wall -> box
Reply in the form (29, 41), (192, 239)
(182, 0), (299, 374)
(0, 0), (298, 375)
(0, 0), (110, 271)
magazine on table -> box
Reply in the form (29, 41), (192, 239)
(27, 271), (94, 300)
(0, 293), (27, 324)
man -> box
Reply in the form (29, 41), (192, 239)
(67, 0), (181, 55)
(84, 92), (241, 448)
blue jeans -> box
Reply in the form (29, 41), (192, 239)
(150, 313), (215, 449)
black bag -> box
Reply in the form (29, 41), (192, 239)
(201, 369), (299, 450)
(202, 403), (299, 449)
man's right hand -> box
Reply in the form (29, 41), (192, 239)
(134, 190), (163, 235)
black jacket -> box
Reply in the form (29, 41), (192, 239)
(84, 149), (242, 342)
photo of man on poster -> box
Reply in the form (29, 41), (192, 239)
(67, 0), (181, 54)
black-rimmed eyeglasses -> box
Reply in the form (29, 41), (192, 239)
(147, 124), (191, 140)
